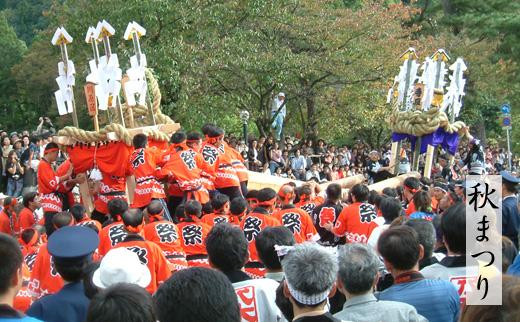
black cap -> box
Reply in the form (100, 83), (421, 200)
(48, 226), (99, 261)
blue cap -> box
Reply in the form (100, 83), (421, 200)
(48, 226), (99, 259)
(501, 171), (520, 184)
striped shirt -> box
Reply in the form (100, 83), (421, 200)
(378, 279), (460, 322)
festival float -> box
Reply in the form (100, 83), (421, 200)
(387, 48), (469, 178)
(49, 22), (429, 206)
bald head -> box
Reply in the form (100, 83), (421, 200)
(278, 184), (295, 205)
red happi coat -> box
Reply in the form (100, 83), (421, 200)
(223, 142), (249, 183)
(144, 220), (188, 271)
(156, 145), (210, 205)
(200, 142), (240, 189)
(127, 147), (165, 208)
(94, 172), (127, 215)
(37, 159), (64, 213)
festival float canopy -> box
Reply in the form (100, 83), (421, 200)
(387, 48), (469, 178)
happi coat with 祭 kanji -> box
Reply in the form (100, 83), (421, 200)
(28, 243), (64, 299)
(127, 147), (165, 208)
(240, 209), (281, 263)
(332, 202), (379, 244)
(115, 234), (172, 294)
(272, 206), (319, 243)
(312, 200), (344, 246)
(201, 213), (230, 226)
(144, 220), (188, 271)
(176, 219), (212, 267)
(200, 142), (240, 189)
(156, 145), (211, 204)
(98, 221), (128, 257)
(295, 196), (325, 216)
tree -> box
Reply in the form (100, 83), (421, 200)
(0, 12), (26, 128)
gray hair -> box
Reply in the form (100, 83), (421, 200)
(282, 243), (338, 304)
(405, 219), (436, 258)
(337, 244), (379, 295)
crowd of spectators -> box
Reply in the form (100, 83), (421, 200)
(223, 133), (517, 183)
(1, 122), (519, 323)
(0, 118), (56, 198)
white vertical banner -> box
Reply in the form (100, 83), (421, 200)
(466, 175), (502, 305)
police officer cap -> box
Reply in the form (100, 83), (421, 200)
(501, 171), (520, 184)
(48, 226), (99, 261)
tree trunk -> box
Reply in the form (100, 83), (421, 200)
(305, 94), (318, 142)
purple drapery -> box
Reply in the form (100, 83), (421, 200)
(391, 128), (460, 155)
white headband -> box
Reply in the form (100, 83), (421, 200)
(286, 281), (332, 306)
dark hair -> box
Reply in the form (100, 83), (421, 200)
(441, 202), (465, 254)
(276, 280), (294, 321)
(21, 228), (37, 244)
(211, 194), (230, 212)
(230, 197), (248, 216)
(378, 226), (421, 271)
(201, 202), (213, 215)
(405, 219), (436, 258)
(201, 123), (216, 136)
(368, 190), (379, 205)
(257, 188), (277, 203)
(44, 142), (59, 152)
(246, 189), (259, 200)
(83, 262), (100, 299)
(70, 204), (86, 222)
(122, 209), (144, 228)
(170, 131), (186, 144)
(256, 226), (295, 270)
(132, 134), (148, 149)
(186, 131), (202, 142)
(174, 204), (186, 221)
(23, 191), (38, 208)
(382, 187), (398, 198)
(503, 180), (518, 194)
(403, 177), (421, 191)
(154, 267), (240, 322)
(108, 199), (128, 221)
(87, 283), (156, 322)
(184, 200), (202, 218)
(0, 233), (23, 294)
(412, 191), (431, 213)
(206, 223), (248, 271)
(380, 197), (403, 224)
(351, 184), (369, 202)
(146, 200), (163, 217)
(52, 211), (73, 229)
(326, 183), (342, 201)
(54, 257), (88, 282)
(207, 127), (224, 138)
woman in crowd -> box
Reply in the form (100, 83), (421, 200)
(5, 150), (24, 197)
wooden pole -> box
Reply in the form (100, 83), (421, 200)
(79, 175), (94, 213)
(412, 137), (422, 171)
(423, 144), (435, 179)
(368, 172), (421, 194)
(390, 141), (399, 174)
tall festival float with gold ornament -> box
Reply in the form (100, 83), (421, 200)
(51, 21), (179, 210)
(387, 48), (469, 178)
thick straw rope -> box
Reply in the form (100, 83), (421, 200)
(389, 100), (466, 137)
(57, 69), (172, 145)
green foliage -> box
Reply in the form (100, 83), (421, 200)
(2, 0), (54, 44)
(0, 11), (26, 128)
(0, 0), (517, 155)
